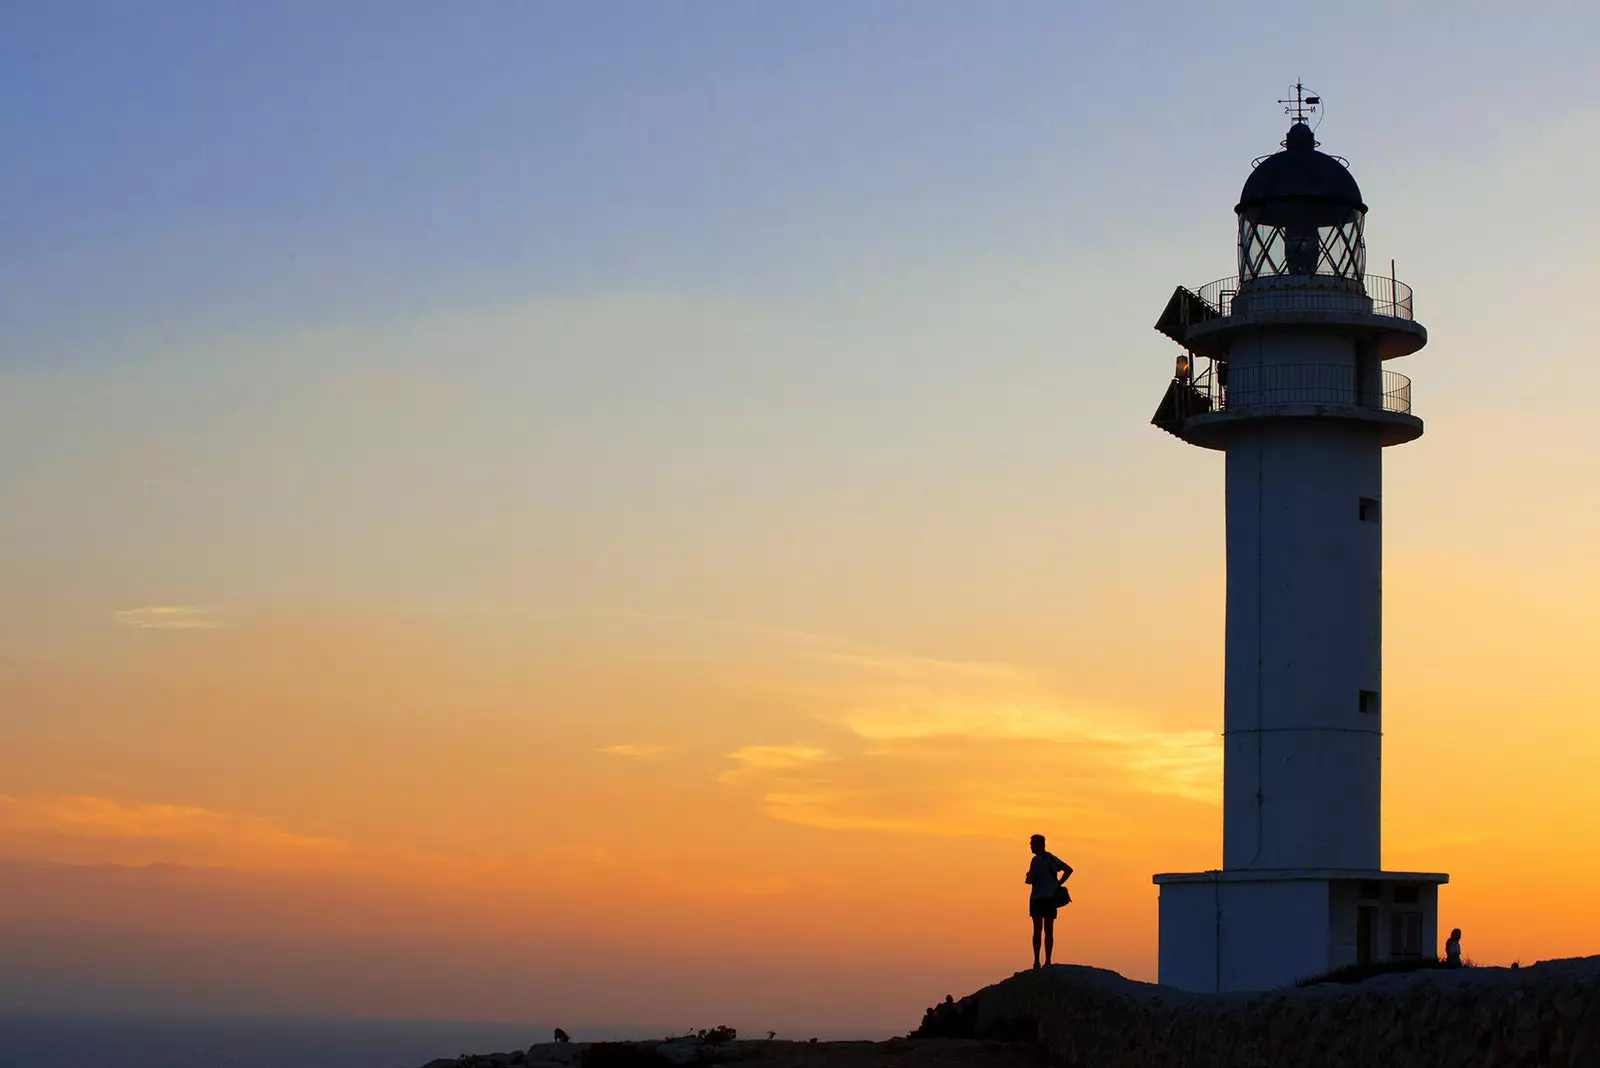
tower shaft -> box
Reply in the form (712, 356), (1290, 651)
(1223, 388), (1383, 871)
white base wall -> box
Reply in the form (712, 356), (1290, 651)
(1154, 871), (1445, 992)
(1157, 877), (1329, 992)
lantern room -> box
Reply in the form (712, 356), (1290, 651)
(1236, 121), (1367, 284)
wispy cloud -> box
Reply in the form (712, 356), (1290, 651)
(829, 696), (1221, 802)
(113, 605), (224, 630)
(709, 630), (1221, 839)
(718, 745), (830, 785)
(800, 648), (1222, 804)
(793, 647), (1023, 684)
(0, 793), (345, 869)
(597, 743), (679, 759)
(757, 790), (952, 835)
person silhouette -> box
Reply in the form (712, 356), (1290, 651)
(1024, 833), (1072, 969)
(1445, 928), (1462, 967)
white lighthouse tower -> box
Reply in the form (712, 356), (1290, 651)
(1149, 88), (1448, 992)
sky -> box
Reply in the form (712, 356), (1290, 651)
(3, 0), (1600, 1038)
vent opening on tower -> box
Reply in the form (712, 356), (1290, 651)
(1359, 690), (1380, 715)
(1359, 497), (1381, 523)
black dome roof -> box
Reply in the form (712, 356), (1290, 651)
(1236, 123), (1365, 215)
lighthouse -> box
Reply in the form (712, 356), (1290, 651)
(1149, 88), (1448, 992)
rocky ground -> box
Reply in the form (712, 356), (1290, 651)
(423, 1037), (1051, 1068)
(422, 955), (1600, 1068)
(922, 956), (1600, 1067)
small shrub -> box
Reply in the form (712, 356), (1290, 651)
(1296, 956), (1469, 987)
(910, 994), (976, 1039)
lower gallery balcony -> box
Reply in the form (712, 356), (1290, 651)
(1151, 362), (1421, 449)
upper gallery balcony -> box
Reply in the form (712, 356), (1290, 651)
(1155, 273), (1427, 360)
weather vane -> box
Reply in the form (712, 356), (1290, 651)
(1277, 81), (1321, 124)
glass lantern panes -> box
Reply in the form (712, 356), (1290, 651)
(1237, 205), (1366, 282)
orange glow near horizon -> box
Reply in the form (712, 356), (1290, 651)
(4, 544), (1599, 1030)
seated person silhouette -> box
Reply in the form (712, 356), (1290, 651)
(1444, 929), (1462, 967)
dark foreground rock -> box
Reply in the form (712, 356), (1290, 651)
(424, 1039), (1048, 1068)
(423, 954), (1600, 1068)
(915, 955), (1600, 1067)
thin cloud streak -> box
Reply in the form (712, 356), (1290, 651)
(112, 605), (224, 630)
(718, 745), (830, 785)
(597, 743), (680, 759)
(0, 793), (345, 869)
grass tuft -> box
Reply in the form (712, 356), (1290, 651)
(1296, 956), (1473, 987)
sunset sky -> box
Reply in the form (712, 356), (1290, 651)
(4, 0), (1600, 1037)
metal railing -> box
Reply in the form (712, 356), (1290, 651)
(1187, 362), (1413, 415)
(1192, 274), (1414, 321)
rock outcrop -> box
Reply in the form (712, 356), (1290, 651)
(917, 956), (1600, 1067)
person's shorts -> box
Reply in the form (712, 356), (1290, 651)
(1029, 898), (1058, 920)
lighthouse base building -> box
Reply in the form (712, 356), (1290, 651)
(1148, 97), (1447, 992)
(1153, 870), (1446, 993)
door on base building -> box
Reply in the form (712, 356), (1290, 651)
(1357, 906), (1377, 964)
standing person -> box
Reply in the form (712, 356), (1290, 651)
(1025, 834), (1072, 969)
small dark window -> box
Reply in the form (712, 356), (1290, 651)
(1359, 690), (1380, 715)
(1359, 881), (1382, 900)
(1359, 497), (1381, 523)
(1394, 885), (1420, 905)
(1390, 912), (1423, 958)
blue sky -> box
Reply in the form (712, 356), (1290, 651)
(7, 1), (1595, 361)
(3, 1), (1599, 620)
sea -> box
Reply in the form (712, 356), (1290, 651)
(0, 1015), (650, 1068)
